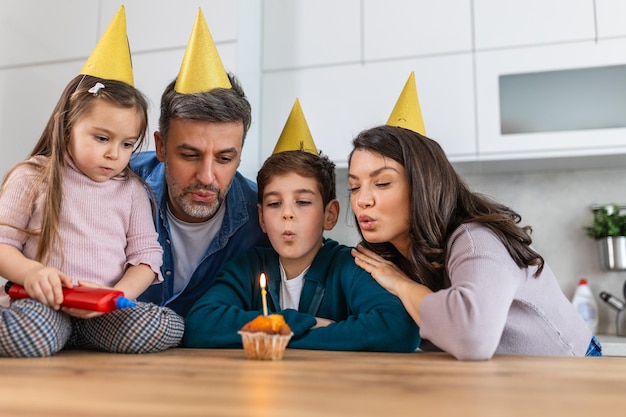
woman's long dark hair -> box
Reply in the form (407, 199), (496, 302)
(348, 125), (544, 291)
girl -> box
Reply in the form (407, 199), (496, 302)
(348, 125), (601, 360)
(0, 73), (184, 357)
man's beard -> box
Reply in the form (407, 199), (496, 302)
(165, 168), (231, 220)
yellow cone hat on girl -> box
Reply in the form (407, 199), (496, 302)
(272, 99), (319, 155)
(79, 6), (134, 86)
(387, 72), (426, 135)
(175, 8), (232, 93)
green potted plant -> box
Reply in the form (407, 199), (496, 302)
(585, 204), (626, 270)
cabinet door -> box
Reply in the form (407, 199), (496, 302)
(262, 0), (361, 70)
(363, 0), (472, 60)
(596, 0), (626, 39)
(474, 0), (595, 49)
(475, 38), (626, 159)
(261, 54), (476, 166)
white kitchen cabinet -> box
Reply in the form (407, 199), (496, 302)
(362, 0), (472, 60)
(595, 0), (626, 39)
(261, 54), (476, 166)
(475, 38), (626, 160)
(473, 0), (595, 50)
(262, 0), (361, 70)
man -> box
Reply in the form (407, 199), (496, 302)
(131, 9), (268, 317)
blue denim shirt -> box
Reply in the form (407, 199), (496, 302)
(131, 152), (270, 317)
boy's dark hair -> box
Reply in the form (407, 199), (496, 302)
(257, 150), (336, 206)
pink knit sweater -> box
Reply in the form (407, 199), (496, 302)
(0, 156), (163, 290)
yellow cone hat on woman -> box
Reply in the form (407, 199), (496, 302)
(175, 8), (232, 94)
(272, 99), (318, 155)
(79, 6), (134, 86)
(387, 72), (426, 135)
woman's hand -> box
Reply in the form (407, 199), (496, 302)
(23, 266), (73, 310)
(351, 244), (413, 297)
(352, 244), (431, 326)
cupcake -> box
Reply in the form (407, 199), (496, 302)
(238, 314), (293, 360)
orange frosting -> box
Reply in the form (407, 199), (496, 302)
(241, 314), (292, 335)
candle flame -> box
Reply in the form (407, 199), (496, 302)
(259, 273), (268, 316)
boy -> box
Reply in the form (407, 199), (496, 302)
(183, 100), (420, 351)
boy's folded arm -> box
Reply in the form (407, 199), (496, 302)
(288, 267), (421, 352)
(184, 302), (261, 348)
(288, 304), (420, 352)
(279, 309), (317, 337)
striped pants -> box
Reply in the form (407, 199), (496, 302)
(0, 299), (184, 357)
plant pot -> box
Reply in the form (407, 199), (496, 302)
(598, 236), (626, 271)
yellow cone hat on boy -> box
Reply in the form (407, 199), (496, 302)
(272, 99), (319, 155)
(387, 72), (426, 135)
(175, 8), (232, 94)
(79, 6), (134, 86)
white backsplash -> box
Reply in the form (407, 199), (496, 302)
(328, 165), (626, 335)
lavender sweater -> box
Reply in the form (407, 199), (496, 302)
(419, 223), (592, 360)
(0, 156), (163, 295)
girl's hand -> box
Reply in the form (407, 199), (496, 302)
(61, 307), (104, 319)
(23, 267), (73, 310)
(61, 280), (106, 319)
(351, 244), (413, 297)
(76, 280), (105, 289)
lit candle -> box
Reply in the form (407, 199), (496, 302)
(260, 273), (268, 316)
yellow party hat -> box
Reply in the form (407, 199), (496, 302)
(272, 99), (318, 155)
(79, 6), (134, 86)
(386, 72), (426, 135)
(175, 8), (232, 94)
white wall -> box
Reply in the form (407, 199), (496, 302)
(2, 0), (626, 334)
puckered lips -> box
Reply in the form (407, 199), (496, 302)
(358, 215), (375, 231)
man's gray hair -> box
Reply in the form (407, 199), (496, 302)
(158, 73), (252, 144)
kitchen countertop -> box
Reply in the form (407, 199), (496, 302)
(597, 334), (626, 356)
(1, 348), (626, 416)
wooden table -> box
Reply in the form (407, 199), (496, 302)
(0, 348), (624, 417)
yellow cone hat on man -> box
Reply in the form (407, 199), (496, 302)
(79, 6), (134, 86)
(272, 99), (318, 155)
(175, 8), (232, 94)
(387, 72), (426, 135)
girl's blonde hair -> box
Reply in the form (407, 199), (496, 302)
(0, 74), (149, 264)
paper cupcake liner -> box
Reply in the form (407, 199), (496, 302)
(238, 331), (293, 360)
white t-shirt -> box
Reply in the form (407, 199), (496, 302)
(166, 203), (226, 294)
(280, 263), (308, 310)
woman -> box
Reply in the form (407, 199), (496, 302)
(348, 124), (601, 360)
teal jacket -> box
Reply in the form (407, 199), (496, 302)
(183, 239), (421, 352)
